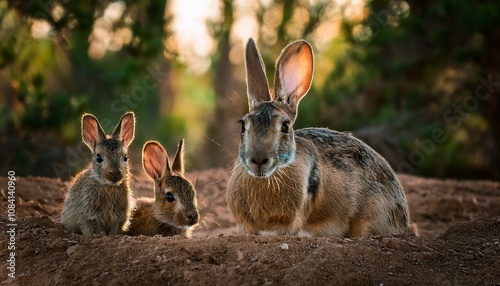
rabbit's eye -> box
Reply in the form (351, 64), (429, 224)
(166, 192), (175, 203)
(96, 154), (103, 163)
(123, 155), (128, 162)
(281, 121), (290, 133)
(239, 120), (246, 133)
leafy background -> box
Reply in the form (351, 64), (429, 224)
(1, 0), (499, 180)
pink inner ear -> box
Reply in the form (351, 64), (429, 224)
(149, 157), (163, 179)
(83, 117), (99, 147)
(283, 61), (300, 96)
(144, 143), (166, 179)
(282, 56), (312, 97)
(120, 115), (134, 144)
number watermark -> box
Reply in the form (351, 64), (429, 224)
(6, 171), (17, 279)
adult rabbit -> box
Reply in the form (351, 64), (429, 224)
(226, 39), (413, 237)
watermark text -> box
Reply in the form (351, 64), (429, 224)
(6, 171), (17, 279)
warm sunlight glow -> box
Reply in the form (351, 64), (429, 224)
(167, 0), (369, 72)
(231, 0), (260, 45)
(168, 0), (221, 74)
(31, 20), (52, 39)
(104, 1), (126, 23)
(88, 1), (130, 60)
(51, 3), (65, 22)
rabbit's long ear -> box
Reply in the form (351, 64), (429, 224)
(273, 40), (314, 119)
(112, 111), (135, 148)
(245, 38), (271, 111)
(81, 113), (106, 151)
(171, 139), (185, 175)
(143, 141), (169, 181)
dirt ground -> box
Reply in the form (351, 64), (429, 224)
(1, 168), (499, 285)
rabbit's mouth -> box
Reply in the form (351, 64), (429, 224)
(239, 155), (278, 178)
(104, 176), (124, 185)
(245, 166), (277, 178)
(156, 217), (198, 229)
(104, 172), (124, 184)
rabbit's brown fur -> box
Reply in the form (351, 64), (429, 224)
(61, 112), (135, 235)
(126, 140), (198, 238)
(226, 39), (412, 237)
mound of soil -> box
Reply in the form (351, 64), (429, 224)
(1, 169), (499, 284)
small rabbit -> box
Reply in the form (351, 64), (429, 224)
(226, 38), (413, 237)
(61, 112), (135, 235)
(126, 140), (199, 238)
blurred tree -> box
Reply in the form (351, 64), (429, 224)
(339, 0), (500, 179)
(203, 0), (240, 169)
(0, 0), (171, 179)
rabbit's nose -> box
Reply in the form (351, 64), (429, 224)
(108, 169), (122, 182)
(186, 210), (199, 225)
(250, 157), (269, 167)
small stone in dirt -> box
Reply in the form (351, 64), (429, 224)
(407, 241), (418, 248)
(382, 238), (404, 250)
(184, 271), (194, 281)
(332, 243), (344, 249)
(280, 243), (289, 250)
(50, 241), (67, 250)
(263, 279), (273, 285)
(237, 251), (245, 262)
(66, 245), (79, 257)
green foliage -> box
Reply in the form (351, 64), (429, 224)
(0, 0), (168, 178)
(333, 0), (500, 179)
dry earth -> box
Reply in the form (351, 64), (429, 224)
(1, 168), (499, 285)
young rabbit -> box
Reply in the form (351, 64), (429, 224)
(61, 112), (135, 235)
(226, 38), (413, 238)
(126, 140), (199, 238)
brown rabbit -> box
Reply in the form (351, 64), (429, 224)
(61, 112), (135, 235)
(226, 38), (413, 238)
(126, 140), (199, 238)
